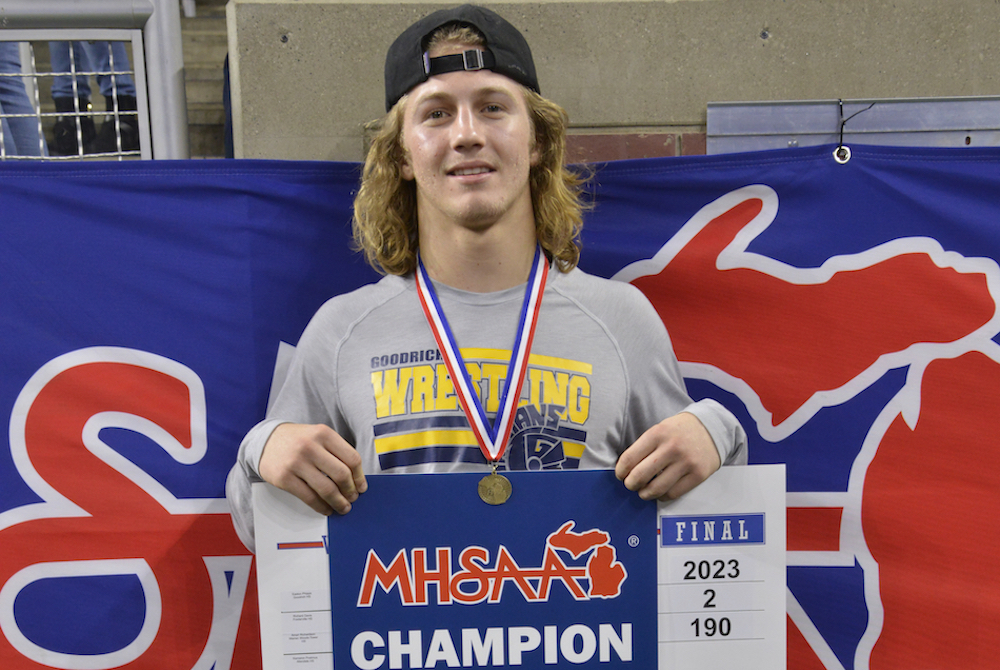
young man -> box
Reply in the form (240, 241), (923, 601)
(226, 4), (746, 552)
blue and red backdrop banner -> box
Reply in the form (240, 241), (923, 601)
(2, 144), (999, 669)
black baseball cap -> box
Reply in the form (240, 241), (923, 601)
(384, 4), (539, 111)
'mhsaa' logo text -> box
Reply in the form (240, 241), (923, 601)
(661, 513), (766, 546)
(358, 521), (627, 607)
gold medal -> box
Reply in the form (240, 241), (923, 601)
(478, 472), (512, 505)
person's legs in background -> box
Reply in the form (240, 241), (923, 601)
(0, 104), (14, 156)
(0, 41), (47, 157)
(84, 41), (139, 153)
(49, 41), (96, 155)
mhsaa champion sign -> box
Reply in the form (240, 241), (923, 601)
(327, 471), (657, 669)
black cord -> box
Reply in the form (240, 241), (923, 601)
(838, 99), (876, 148)
(834, 99), (876, 163)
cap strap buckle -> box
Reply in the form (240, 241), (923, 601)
(424, 49), (495, 78)
(462, 49), (485, 71)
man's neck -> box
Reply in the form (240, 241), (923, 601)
(419, 233), (537, 292)
(418, 214), (538, 293)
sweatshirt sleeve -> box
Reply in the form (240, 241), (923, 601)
(224, 297), (346, 553)
(225, 418), (286, 553)
(682, 398), (748, 466)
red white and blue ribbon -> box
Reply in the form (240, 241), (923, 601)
(415, 247), (549, 463)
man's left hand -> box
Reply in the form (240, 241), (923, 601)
(615, 412), (721, 501)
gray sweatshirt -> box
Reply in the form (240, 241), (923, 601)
(226, 267), (747, 551)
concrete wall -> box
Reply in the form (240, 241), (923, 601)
(227, 0), (1000, 161)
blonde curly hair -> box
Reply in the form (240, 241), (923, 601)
(352, 26), (588, 276)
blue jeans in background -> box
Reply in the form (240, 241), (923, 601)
(49, 41), (137, 101)
(0, 41), (47, 157)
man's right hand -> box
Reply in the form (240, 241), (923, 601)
(258, 423), (367, 515)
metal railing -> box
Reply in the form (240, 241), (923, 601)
(0, 0), (189, 160)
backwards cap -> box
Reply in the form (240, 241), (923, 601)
(384, 4), (539, 112)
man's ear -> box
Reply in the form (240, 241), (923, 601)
(400, 156), (415, 181)
(529, 129), (542, 167)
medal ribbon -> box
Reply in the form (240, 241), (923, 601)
(416, 247), (548, 463)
